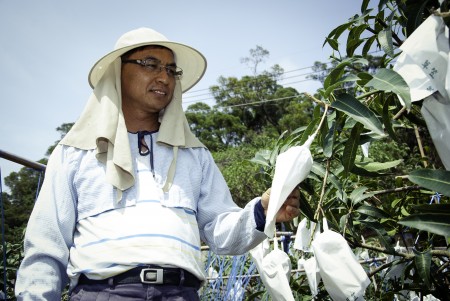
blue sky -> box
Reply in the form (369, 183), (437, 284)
(0, 0), (363, 188)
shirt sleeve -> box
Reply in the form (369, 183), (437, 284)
(196, 149), (267, 255)
(254, 199), (266, 232)
(15, 145), (77, 301)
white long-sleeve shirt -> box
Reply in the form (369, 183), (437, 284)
(15, 132), (267, 300)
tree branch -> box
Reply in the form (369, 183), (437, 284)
(303, 92), (328, 108)
(356, 243), (450, 260)
(414, 125), (428, 168)
(367, 259), (398, 277)
(371, 185), (421, 195)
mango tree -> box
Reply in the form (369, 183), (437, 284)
(252, 1), (450, 299)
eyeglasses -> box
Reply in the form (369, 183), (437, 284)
(122, 57), (183, 78)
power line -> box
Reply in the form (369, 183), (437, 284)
(183, 49), (384, 104)
(220, 95), (300, 108)
(183, 68), (324, 103)
(183, 77), (319, 105)
(183, 63), (332, 97)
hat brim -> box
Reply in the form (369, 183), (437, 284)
(88, 41), (207, 93)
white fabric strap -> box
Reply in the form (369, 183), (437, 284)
(162, 146), (178, 193)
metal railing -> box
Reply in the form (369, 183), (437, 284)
(0, 149), (46, 172)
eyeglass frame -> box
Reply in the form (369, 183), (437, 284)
(121, 57), (183, 78)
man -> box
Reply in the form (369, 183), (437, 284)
(15, 28), (300, 300)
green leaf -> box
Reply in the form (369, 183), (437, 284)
(349, 24), (369, 40)
(332, 93), (384, 135)
(391, 198), (402, 208)
(413, 249), (432, 289)
(323, 57), (369, 91)
(408, 169), (450, 197)
(342, 123), (363, 174)
(299, 191), (316, 222)
(350, 186), (368, 200)
(350, 186), (374, 205)
(347, 38), (365, 57)
(357, 71), (373, 86)
(323, 120), (334, 158)
(361, 0), (370, 12)
(351, 165), (387, 177)
(365, 68), (411, 111)
(401, 206), (410, 217)
(324, 23), (351, 46)
(336, 57), (369, 69)
(339, 214), (348, 232)
(356, 204), (391, 219)
(298, 178), (315, 196)
(362, 35), (377, 57)
(347, 10), (373, 24)
(291, 125), (307, 136)
(378, 29), (394, 57)
(250, 150), (271, 167)
(399, 213), (450, 237)
(413, 204), (450, 214)
(355, 159), (403, 172)
(299, 117), (320, 146)
(382, 94), (398, 140)
(313, 103), (321, 119)
(324, 65), (345, 90)
(325, 37), (339, 51)
(324, 74), (359, 97)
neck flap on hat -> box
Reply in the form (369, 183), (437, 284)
(60, 58), (205, 201)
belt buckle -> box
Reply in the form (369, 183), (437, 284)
(140, 268), (164, 284)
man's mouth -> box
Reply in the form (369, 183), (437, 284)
(150, 89), (167, 95)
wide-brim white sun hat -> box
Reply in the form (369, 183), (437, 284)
(88, 27), (207, 92)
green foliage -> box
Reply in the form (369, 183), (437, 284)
(249, 1), (450, 299)
(212, 139), (272, 207)
(186, 102), (247, 151)
(2, 168), (45, 242)
(0, 240), (24, 298)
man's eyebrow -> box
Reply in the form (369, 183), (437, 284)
(142, 56), (160, 62)
(143, 56), (177, 66)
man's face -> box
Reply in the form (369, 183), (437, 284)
(121, 46), (176, 116)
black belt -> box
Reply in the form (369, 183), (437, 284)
(78, 266), (201, 288)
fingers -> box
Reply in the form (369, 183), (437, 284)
(274, 187), (301, 222)
(261, 188), (271, 211)
(287, 188), (300, 201)
(285, 188), (300, 209)
(285, 204), (300, 217)
(261, 187), (301, 222)
(276, 202), (300, 222)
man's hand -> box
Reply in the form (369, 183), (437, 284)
(261, 187), (300, 222)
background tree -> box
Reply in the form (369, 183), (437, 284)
(210, 46), (313, 138)
(185, 102), (247, 151)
